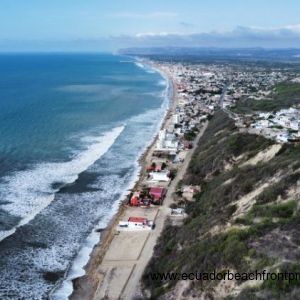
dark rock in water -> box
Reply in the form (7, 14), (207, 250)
(43, 271), (65, 283)
(95, 228), (106, 233)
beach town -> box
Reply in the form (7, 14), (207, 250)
(156, 60), (300, 144)
(71, 59), (300, 300)
(3, 2), (300, 299)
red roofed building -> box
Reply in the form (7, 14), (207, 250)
(130, 196), (139, 206)
(146, 165), (155, 172)
(149, 187), (166, 204)
(128, 217), (148, 224)
(130, 191), (140, 206)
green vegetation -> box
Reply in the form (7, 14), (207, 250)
(236, 263), (300, 299)
(262, 263), (300, 294)
(234, 82), (300, 113)
(256, 173), (300, 204)
(235, 201), (297, 226)
(184, 126), (199, 141)
(142, 111), (300, 299)
(251, 201), (296, 220)
(186, 111), (273, 183)
(184, 130), (197, 141)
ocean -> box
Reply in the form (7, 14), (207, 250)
(0, 53), (169, 299)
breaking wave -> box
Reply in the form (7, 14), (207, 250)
(0, 126), (124, 242)
(134, 61), (156, 74)
(51, 73), (171, 300)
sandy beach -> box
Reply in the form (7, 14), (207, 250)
(69, 61), (208, 300)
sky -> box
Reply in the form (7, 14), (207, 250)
(1, 0), (300, 51)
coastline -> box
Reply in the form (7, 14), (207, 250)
(54, 60), (176, 300)
(65, 58), (209, 300)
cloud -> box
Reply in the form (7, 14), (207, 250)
(121, 25), (300, 48)
(108, 11), (178, 19)
(2, 25), (300, 52)
(135, 32), (180, 38)
(284, 24), (300, 32)
(247, 24), (300, 33)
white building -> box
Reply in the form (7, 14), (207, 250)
(173, 113), (181, 124)
(156, 129), (178, 151)
(277, 133), (289, 143)
(148, 171), (170, 182)
(118, 217), (154, 231)
(290, 120), (300, 131)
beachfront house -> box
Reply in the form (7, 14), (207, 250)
(156, 129), (179, 152)
(118, 217), (154, 231)
(129, 191), (151, 207)
(149, 187), (167, 205)
(130, 191), (140, 206)
(148, 171), (170, 183)
(173, 113), (181, 125)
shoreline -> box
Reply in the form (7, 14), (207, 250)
(67, 59), (208, 300)
(57, 60), (177, 300)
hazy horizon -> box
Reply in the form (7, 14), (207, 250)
(1, 1), (300, 51)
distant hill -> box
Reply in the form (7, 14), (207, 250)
(119, 47), (300, 63)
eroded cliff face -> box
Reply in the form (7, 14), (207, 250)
(142, 111), (300, 299)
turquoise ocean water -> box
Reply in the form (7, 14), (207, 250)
(0, 54), (169, 299)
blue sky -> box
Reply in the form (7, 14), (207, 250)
(1, 0), (300, 51)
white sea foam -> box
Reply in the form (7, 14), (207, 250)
(50, 169), (140, 300)
(158, 79), (167, 86)
(134, 61), (156, 74)
(0, 126), (124, 242)
(51, 106), (164, 299)
(146, 70), (156, 74)
(50, 224), (107, 300)
(134, 61), (145, 69)
(51, 73), (171, 300)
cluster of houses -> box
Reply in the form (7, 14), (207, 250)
(118, 61), (300, 230)
(124, 103), (202, 214)
(160, 61), (300, 145)
(118, 63), (221, 231)
(223, 69), (289, 108)
(118, 147), (176, 231)
(157, 62), (292, 112)
(245, 107), (300, 143)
